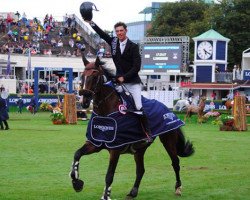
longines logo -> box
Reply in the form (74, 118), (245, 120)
(94, 125), (114, 132)
(163, 113), (175, 120)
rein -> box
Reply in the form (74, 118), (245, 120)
(93, 89), (117, 109)
(82, 64), (119, 110)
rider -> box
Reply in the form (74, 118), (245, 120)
(187, 89), (193, 104)
(80, 3), (153, 142)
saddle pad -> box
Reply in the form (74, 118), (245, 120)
(86, 97), (185, 149)
(90, 116), (117, 143)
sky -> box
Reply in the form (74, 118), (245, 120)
(1, 0), (176, 30)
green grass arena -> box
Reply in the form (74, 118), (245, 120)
(0, 112), (250, 200)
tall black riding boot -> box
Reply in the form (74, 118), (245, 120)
(140, 113), (153, 143)
(0, 121), (4, 130)
(3, 120), (9, 130)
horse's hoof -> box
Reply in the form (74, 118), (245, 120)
(72, 179), (84, 192)
(175, 186), (182, 196)
(126, 187), (138, 199)
(100, 196), (111, 200)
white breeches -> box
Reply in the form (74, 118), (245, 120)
(123, 83), (142, 110)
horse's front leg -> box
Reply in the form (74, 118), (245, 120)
(126, 147), (147, 200)
(101, 150), (120, 200)
(70, 142), (101, 192)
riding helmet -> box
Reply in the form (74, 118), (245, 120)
(80, 2), (99, 21)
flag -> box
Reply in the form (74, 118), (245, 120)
(27, 48), (31, 79)
(6, 51), (11, 75)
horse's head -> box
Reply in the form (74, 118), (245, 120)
(80, 56), (106, 108)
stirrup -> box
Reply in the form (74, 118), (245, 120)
(123, 109), (143, 115)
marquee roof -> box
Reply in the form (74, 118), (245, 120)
(193, 29), (230, 41)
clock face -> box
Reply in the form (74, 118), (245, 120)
(197, 41), (213, 60)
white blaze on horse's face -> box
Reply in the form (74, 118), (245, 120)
(82, 66), (101, 93)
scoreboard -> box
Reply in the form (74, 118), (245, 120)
(141, 44), (182, 71)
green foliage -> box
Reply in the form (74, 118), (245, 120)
(148, 0), (250, 67)
(50, 112), (67, 124)
(40, 102), (52, 111)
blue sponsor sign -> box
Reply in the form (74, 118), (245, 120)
(8, 95), (64, 107)
(204, 101), (227, 111)
(243, 70), (250, 80)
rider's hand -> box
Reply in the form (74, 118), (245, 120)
(117, 77), (124, 83)
(84, 20), (92, 24)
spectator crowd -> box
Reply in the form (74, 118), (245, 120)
(0, 11), (88, 57)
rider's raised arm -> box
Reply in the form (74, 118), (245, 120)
(87, 21), (113, 46)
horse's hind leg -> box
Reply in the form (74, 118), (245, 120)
(126, 147), (147, 199)
(159, 132), (182, 196)
(101, 150), (120, 200)
(70, 142), (101, 192)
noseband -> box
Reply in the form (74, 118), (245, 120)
(82, 65), (102, 95)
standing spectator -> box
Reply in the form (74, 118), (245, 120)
(211, 91), (216, 100)
(15, 11), (21, 20)
(16, 97), (24, 113)
(0, 85), (5, 92)
(29, 96), (37, 114)
(0, 95), (9, 130)
(188, 89), (193, 104)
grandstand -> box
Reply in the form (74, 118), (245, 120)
(0, 12), (103, 57)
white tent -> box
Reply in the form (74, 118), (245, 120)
(242, 48), (250, 70)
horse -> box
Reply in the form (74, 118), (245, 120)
(222, 100), (234, 114)
(173, 98), (199, 111)
(173, 99), (190, 111)
(69, 55), (195, 200)
(184, 96), (206, 123)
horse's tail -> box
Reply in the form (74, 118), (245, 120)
(177, 129), (195, 157)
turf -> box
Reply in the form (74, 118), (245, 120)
(0, 112), (250, 200)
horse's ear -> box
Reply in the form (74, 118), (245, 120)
(81, 53), (90, 66)
(95, 56), (101, 67)
(95, 57), (105, 68)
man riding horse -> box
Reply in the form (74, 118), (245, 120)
(80, 2), (153, 142)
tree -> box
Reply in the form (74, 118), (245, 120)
(147, 0), (250, 68)
(147, 1), (210, 60)
(212, 0), (250, 67)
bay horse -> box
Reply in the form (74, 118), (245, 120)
(184, 96), (206, 123)
(223, 100), (234, 114)
(69, 55), (194, 200)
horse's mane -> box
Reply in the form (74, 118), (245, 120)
(100, 62), (116, 81)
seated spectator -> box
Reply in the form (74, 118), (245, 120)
(47, 49), (52, 56)
(57, 39), (63, 47)
(50, 38), (57, 47)
(69, 39), (74, 48)
(66, 50), (71, 57)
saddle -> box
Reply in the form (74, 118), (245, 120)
(103, 80), (142, 115)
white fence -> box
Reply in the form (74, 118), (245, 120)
(145, 90), (180, 109)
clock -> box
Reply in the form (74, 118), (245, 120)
(197, 41), (213, 60)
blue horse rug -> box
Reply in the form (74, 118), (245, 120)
(86, 96), (184, 148)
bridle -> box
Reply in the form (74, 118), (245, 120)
(81, 64), (117, 109)
(82, 65), (102, 95)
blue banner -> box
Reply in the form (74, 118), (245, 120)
(243, 70), (250, 80)
(7, 95), (64, 107)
